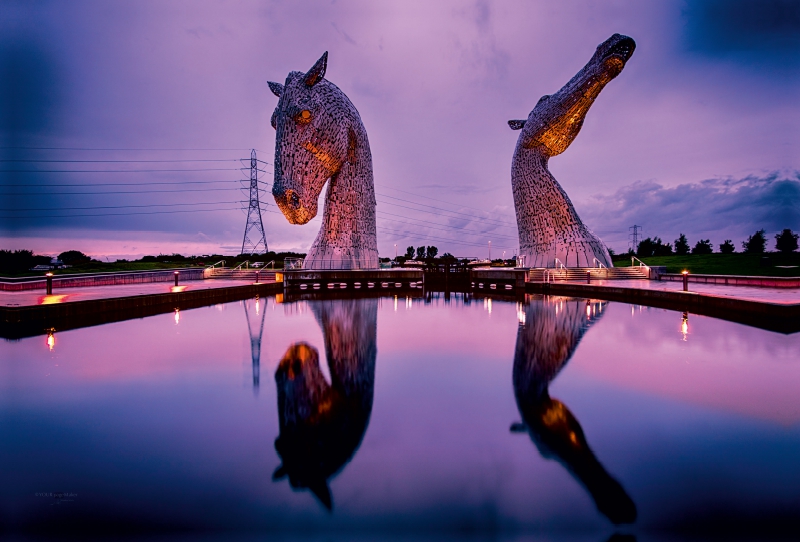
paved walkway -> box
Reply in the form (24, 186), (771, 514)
(578, 279), (799, 304)
(3, 276), (797, 309)
(1, 279), (262, 308)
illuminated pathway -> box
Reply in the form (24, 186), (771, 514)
(1, 279), (263, 308)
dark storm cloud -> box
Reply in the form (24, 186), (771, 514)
(683, 0), (800, 60)
(580, 172), (800, 250)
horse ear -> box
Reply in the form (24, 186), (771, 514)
(304, 52), (328, 87)
(309, 480), (333, 511)
(272, 464), (287, 480)
(510, 422), (527, 433)
(508, 120), (526, 130)
(268, 81), (283, 98)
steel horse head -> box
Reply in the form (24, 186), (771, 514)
(268, 52), (378, 270)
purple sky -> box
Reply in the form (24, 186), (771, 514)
(2, 0), (798, 259)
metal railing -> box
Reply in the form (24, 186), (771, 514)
(630, 256), (650, 270)
(283, 257), (304, 270)
(206, 260), (226, 269)
(233, 260), (250, 270)
(592, 257), (608, 269)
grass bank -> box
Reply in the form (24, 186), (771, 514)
(612, 253), (800, 277)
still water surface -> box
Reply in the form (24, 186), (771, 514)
(2, 294), (800, 539)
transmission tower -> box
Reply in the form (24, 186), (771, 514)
(629, 225), (642, 251)
(244, 297), (267, 394)
(241, 149), (268, 255)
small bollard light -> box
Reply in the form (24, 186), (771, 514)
(174, 271), (179, 286)
(587, 271), (591, 284)
(682, 270), (689, 292)
(255, 270), (260, 284)
(45, 272), (53, 295)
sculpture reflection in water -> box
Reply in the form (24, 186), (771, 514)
(272, 298), (377, 510)
(511, 296), (637, 524)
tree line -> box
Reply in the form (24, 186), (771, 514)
(628, 229), (798, 258)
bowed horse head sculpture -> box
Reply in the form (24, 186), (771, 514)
(272, 299), (378, 510)
(510, 34), (635, 268)
(268, 52), (379, 270)
(511, 296), (637, 525)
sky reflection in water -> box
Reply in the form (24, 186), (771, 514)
(2, 293), (800, 539)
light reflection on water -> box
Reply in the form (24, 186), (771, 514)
(2, 293), (800, 539)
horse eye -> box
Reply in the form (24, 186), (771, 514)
(295, 109), (312, 124)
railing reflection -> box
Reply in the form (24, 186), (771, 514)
(511, 295), (637, 525)
(272, 298), (378, 510)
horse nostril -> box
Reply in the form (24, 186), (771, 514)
(286, 190), (300, 208)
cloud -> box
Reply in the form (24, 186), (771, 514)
(579, 171), (800, 251)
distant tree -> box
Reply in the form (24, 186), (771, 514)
(742, 229), (766, 253)
(674, 234), (690, 255)
(426, 246), (438, 259)
(58, 250), (91, 265)
(692, 239), (713, 254)
(775, 229), (799, 253)
(405, 246), (415, 259)
(719, 240), (736, 254)
(636, 238), (655, 257)
(637, 237), (671, 257)
(607, 248), (616, 257)
(654, 241), (673, 256)
(416, 246), (426, 260)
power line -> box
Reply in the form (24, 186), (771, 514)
(2, 187), (247, 196)
(0, 159), (242, 163)
(0, 207), (245, 219)
(0, 168), (239, 173)
(0, 146), (261, 151)
(1, 200), (242, 211)
(379, 216), (519, 242)
(376, 197), (516, 228)
(1, 179), (245, 187)
(382, 185), (512, 217)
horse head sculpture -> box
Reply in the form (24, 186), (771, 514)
(509, 34), (635, 268)
(511, 295), (637, 525)
(268, 52), (379, 270)
(272, 298), (378, 510)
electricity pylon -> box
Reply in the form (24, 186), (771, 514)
(244, 297), (267, 394)
(241, 149), (268, 255)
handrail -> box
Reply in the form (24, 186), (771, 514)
(554, 258), (566, 270)
(630, 256), (650, 269)
(206, 260), (226, 269)
(284, 257), (304, 270)
(592, 257), (607, 269)
(233, 260), (250, 270)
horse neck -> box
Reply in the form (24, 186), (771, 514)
(320, 138), (376, 238)
(512, 147), (582, 242)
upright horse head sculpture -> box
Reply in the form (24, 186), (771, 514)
(272, 298), (378, 510)
(268, 52), (379, 270)
(510, 34), (635, 268)
(511, 296), (636, 524)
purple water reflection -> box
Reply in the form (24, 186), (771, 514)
(2, 294), (799, 539)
